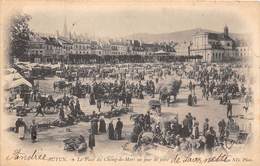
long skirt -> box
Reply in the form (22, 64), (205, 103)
(108, 127), (114, 140)
(99, 121), (106, 133)
(89, 135), (95, 149)
(18, 126), (25, 139)
(188, 95), (193, 106)
(31, 131), (37, 141)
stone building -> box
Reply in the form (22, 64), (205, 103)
(235, 40), (251, 60)
(175, 41), (191, 57)
(26, 35), (46, 63)
(190, 26), (237, 62)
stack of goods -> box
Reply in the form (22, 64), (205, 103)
(63, 136), (87, 152)
(104, 107), (132, 118)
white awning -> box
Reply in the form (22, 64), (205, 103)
(5, 71), (32, 90)
(5, 77), (32, 90)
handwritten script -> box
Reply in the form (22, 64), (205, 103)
(5, 149), (253, 164)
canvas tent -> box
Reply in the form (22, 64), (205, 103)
(5, 69), (32, 90)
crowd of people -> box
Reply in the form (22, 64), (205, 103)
(11, 62), (253, 155)
(131, 110), (249, 154)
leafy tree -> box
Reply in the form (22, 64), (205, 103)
(9, 13), (33, 64)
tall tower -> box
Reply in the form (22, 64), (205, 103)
(63, 16), (68, 38)
(224, 25), (229, 37)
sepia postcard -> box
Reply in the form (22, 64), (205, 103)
(0, 1), (260, 166)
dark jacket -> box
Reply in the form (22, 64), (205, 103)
(115, 121), (123, 131)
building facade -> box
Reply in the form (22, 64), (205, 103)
(109, 41), (129, 56)
(190, 26), (237, 62)
(235, 40), (251, 60)
(23, 25), (250, 64)
(26, 36), (46, 63)
(175, 41), (191, 57)
(72, 41), (91, 55)
(43, 37), (63, 63)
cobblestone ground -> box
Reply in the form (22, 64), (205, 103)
(3, 74), (252, 157)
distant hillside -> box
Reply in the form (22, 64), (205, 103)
(126, 28), (248, 43)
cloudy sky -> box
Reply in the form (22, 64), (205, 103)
(22, 6), (249, 38)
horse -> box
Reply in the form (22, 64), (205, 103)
(39, 95), (56, 111)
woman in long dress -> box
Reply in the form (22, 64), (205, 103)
(99, 117), (106, 133)
(89, 93), (96, 105)
(17, 118), (26, 139)
(88, 131), (95, 151)
(108, 120), (115, 140)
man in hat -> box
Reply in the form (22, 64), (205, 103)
(35, 103), (45, 117)
(97, 98), (102, 112)
(227, 100), (232, 118)
(115, 118), (123, 140)
(30, 119), (38, 143)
